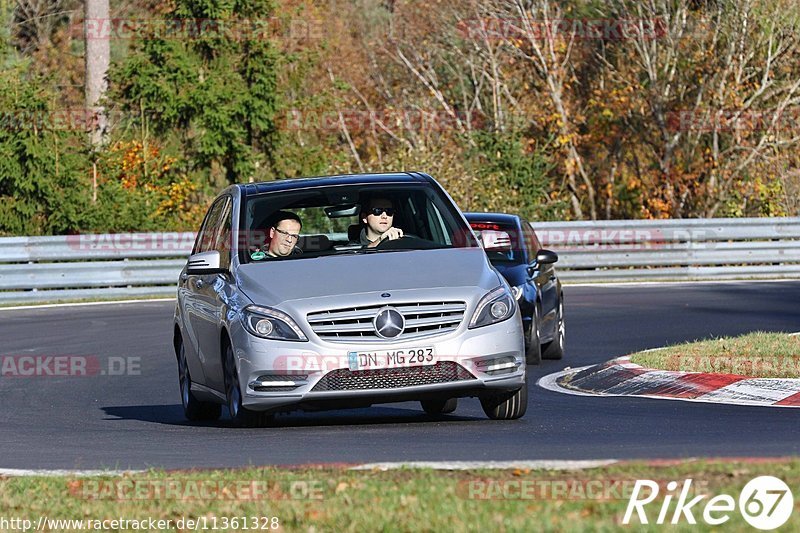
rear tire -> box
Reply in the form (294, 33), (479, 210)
(480, 386), (528, 420)
(223, 343), (274, 427)
(177, 341), (221, 422)
(542, 299), (565, 360)
(421, 398), (458, 415)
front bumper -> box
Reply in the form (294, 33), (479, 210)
(230, 312), (525, 413)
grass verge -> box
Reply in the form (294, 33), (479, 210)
(628, 332), (800, 378)
(1, 460), (799, 531)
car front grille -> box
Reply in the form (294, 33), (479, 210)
(310, 361), (475, 392)
(306, 301), (467, 343)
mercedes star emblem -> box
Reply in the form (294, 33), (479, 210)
(373, 307), (405, 339)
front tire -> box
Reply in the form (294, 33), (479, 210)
(177, 341), (221, 422)
(525, 307), (542, 365)
(542, 298), (565, 360)
(480, 386), (528, 420)
(223, 343), (273, 427)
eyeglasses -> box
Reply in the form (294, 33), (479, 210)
(273, 227), (300, 242)
(369, 207), (395, 217)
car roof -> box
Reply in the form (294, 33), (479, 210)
(239, 172), (432, 196)
(463, 212), (522, 226)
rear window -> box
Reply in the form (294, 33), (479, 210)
(468, 221), (526, 265)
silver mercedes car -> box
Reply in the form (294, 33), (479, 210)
(173, 172), (526, 426)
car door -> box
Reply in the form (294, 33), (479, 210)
(181, 197), (230, 389)
(523, 218), (558, 337)
(192, 196), (234, 393)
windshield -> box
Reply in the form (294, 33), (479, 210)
(240, 183), (478, 262)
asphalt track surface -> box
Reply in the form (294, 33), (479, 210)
(2, 281), (799, 470)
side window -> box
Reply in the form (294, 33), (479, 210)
(521, 218), (542, 260)
(426, 200), (449, 245)
(212, 197), (233, 269)
(192, 198), (226, 255)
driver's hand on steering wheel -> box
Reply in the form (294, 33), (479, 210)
(369, 227), (404, 247)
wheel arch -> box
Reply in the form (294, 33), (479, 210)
(173, 324), (182, 360)
(219, 326), (233, 370)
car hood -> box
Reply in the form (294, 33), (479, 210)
(492, 262), (527, 287)
(236, 248), (499, 306)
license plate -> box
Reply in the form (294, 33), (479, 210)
(347, 347), (435, 371)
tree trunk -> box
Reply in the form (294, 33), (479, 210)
(85, 0), (110, 149)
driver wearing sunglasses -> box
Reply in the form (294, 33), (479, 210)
(355, 197), (404, 248)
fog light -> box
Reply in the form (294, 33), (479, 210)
(474, 356), (520, 375)
(490, 301), (509, 319)
(255, 319), (274, 336)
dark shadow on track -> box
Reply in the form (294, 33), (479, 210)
(101, 404), (484, 428)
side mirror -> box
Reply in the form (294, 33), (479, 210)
(527, 249), (559, 276)
(535, 249), (559, 265)
(186, 251), (227, 275)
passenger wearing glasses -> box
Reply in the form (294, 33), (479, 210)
(355, 198), (404, 248)
(256, 211), (302, 259)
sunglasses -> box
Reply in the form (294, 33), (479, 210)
(369, 207), (396, 217)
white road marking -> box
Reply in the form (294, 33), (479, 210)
(350, 460), (618, 471)
(0, 299), (173, 312)
(0, 468), (144, 477)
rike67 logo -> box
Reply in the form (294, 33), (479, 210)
(623, 476), (793, 530)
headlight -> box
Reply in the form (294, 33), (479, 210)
(468, 286), (516, 329)
(243, 305), (308, 341)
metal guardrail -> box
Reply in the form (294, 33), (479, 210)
(535, 217), (800, 282)
(0, 233), (194, 303)
(0, 218), (798, 303)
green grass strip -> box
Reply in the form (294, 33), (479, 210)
(629, 332), (800, 378)
(2, 460), (799, 531)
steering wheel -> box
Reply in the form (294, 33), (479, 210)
(376, 234), (440, 250)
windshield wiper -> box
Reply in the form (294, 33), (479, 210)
(332, 247), (377, 255)
(332, 247), (423, 255)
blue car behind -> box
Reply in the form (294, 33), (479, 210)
(464, 213), (565, 365)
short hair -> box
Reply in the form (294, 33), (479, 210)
(272, 211), (302, 229)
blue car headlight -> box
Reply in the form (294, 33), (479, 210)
(510, 285), (524, 301)
(468, 286), (516, 329)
